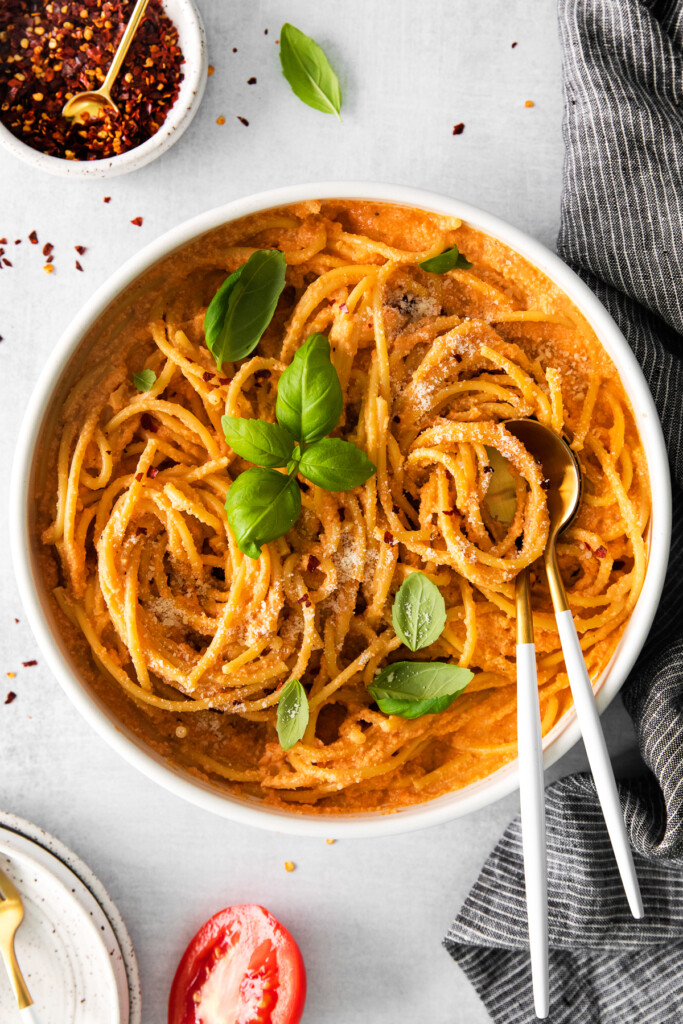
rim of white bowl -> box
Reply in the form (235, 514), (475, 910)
(10, 182), (672, 838)
(0, 0), (207, 179)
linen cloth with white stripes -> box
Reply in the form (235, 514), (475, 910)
(444, 1), (683, 1020)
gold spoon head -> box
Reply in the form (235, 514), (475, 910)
(505, 418), (582, 537)
(62, 90), (118, 125)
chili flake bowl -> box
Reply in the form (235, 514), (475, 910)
(0, 0), (207, 178)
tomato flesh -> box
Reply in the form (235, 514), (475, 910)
(168, 905), (306, 1024)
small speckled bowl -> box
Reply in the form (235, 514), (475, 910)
(0, 0), (207, 178)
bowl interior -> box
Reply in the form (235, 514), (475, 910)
(13, 187), (671, 837)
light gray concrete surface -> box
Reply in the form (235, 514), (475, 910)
(0, 2), (641, 1022)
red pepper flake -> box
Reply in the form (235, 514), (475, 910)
(247, 77), (257, 84)
(75, 245), (87, 255)
(46, 254), (54, 264)
(383, 531), (395, 545)
(202, 371), (214, 382)
(2, 259), (12, 267)
(452, 123), (465, 135)
(339, 302), (349, 314)
(512, 41), (518, 48)
(525, 100), (535, 108)
(42, 242), (53, 256)
(75, 260), (84, 272)
(594, 546), (607, 559)
(264, 28), (268, 34)
(442, 509), (456, 516)
(216, 116), (226, 125)
(28, 231), (38, 244)
(237, 116), (249, 126)
(307, 555), (321, 572)
(14, 239), (21, 245)
(6, 672), (16, 679)
(232, 47), (238, 53)
(140, 412), (157, 432)
(297, 593), (311, 607)
(131, 217), (144, 227)
(207, 65), (215, 76)
(0, 238), (5, 245)
(14, 619), (19, 624)
(43, 265), (54, 274)
(22, 660), (38, 667)
(103, 197), (112, 204)
(147, 466), (159, 478)
(0, 1), (185, 162)
(4, 692), (16, 705)
(135, 472), (143, 482)
(218, 377), (232, 385)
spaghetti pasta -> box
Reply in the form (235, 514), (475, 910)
(37, 200), (650, 813)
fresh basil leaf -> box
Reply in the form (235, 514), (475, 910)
(368, 661), (472, 704)
(222, 414), (295, 468)
(392, 573), (447, 652)
(298, 437), (375, 491)
(276, 334), (343, 444)
(133, 368), (156, 392)
(373, 693), (460, 720)
(276, 678), (309, 750)
(225, 467), (301, 559)
(279, 23), (342, 120)
(204, 250), (287, 370)
(484, 445), (517, 526)
(419, 245), (472, 273)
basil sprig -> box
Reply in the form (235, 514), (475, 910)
(205, 249), (286, 371)
(133, 369), (156, 392)
(224, 334), (376, 558)
(368, 662), (473, 720)
(279, 22), (342, 120)
(276, 678), (309, 750)
(392, 573), (447, 652)
(419, 245), (472, 273)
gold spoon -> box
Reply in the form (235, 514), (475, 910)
(505, 418), (643, 920)
(62, 0), (150, 125)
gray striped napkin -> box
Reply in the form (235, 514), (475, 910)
(444, 1), (683, 1020)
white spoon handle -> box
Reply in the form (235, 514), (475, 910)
(19, 1006), (45, 1023)
(555, 609), (643, 919)
(517, 642), (549, 1019)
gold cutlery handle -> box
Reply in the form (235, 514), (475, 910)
(0, 936), (33, 1009)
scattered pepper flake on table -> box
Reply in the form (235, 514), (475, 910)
(525, 99), (535, 107)
(207, 64), (215, 76)
(43, 264), (53, 274)
(75, 244), (86, 255)
(103, 196), (112, 203)
(130, 216), (143, 227)
(325, 839), (336, 845)
(42, 242), (53, 256)
(4, 692), (16, 705)
(237, 116), (249, 126)
(247, 77), (257, 85)
(452, 122), (465, 135)
(22, 659), (37, 667)
(6, 672), (16, 679)
(0, 0), (185, 161)
(216, 115), (225, 125)
(284, 861), (295, 872)
(28, 230), (38, 244)
(75, 260), (83, 271)
(512, 41), (518, 48)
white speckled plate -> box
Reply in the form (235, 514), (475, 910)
(0, 814), (141, 1024)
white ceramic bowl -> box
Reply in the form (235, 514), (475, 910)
(0, 0), (207, 178)
(10, 183), (672, 837)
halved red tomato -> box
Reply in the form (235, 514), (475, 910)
(168, 904), (306, 1024)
